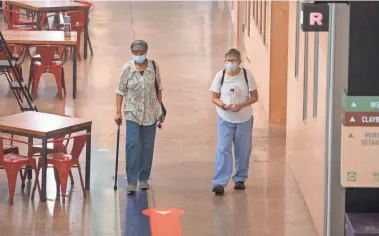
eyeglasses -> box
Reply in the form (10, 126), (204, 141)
(225, 59), (239, 63)
(132, 49), (147, 56)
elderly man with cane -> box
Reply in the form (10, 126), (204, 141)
(114, 40), (166, 194)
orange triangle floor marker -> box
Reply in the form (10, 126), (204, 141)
(142, 208), (185, 236)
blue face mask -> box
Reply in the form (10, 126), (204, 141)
(133, 55), (146, 63)
(226, 62), (238, 71)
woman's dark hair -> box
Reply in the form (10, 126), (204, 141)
(225, 48), (241, 60)
(131, 40), (148, 50)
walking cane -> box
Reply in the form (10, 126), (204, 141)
(113, 124), (121, 191)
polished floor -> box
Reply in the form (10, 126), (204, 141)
(0, 1), (318, 236)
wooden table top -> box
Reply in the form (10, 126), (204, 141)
(6, 1), (89, 12)
(2, 30), (77, 45)
(0, 112), (92, 137)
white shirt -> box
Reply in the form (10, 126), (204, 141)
(209, 68), (257, 124)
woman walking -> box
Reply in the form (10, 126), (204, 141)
(209, 48), (259, 195)
(114, 40), (165, 194)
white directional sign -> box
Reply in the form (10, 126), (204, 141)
(341, 125), (379, 187)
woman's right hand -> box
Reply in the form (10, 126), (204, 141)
(114, 113), (122, 125)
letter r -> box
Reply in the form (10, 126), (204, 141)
(310, 12), (323, 25)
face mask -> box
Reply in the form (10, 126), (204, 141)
(133, 55), (146, 63)
(226, 62), (238, 71)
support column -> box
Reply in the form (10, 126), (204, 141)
(325, 3), (350, 236)
(269, 2), (289, 125)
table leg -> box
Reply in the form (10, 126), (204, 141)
(87, 29), (93, 56)
(36, 12), (42, 30)
(27, 137), (33, 180)
(85, 126), (91, 190)
(73, 45), (77, 99)
(83, 8), (89, 59)
(41, 138), (47, 202)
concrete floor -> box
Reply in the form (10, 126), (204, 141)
(0, 1), (318, 236)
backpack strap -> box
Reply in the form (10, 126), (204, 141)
(220, 68), (249, 87)
(151, 60), (167, 116)
(220, 69), (226, 86)
(151, 60), (159, 93)
(242, 68), (248, 86)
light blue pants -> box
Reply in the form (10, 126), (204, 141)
(125, 120), (157, 185)
(212, 116), (253, 186)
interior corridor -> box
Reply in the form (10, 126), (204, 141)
(0, 1), (318, 236)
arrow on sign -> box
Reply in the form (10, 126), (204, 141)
(351, 102), (357, 108)
(97, 148), (110, 152)
(155, 210), (172, 215)
(349, 117), (355, 122)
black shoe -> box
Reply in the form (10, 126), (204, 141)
(212, 184), (224, 195)
(234, 181), (245, 190)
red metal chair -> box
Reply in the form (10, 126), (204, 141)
(28, 115), (75, 185)
(2, 1), (45, 27)
(3, 141), (19, 155)
(30, 137), (67, 157)
(27, 46), (67, 94)
(70, 1), (94, 59)
(32, 133), (90, 203)
(56, 2), (94, 60)
(10, 8), (34, 25)
(30, 46), (67, 99)
(1, 135), (29, 187)
(0, 136), (40, 204)
(44, 2), (94, 59)
(0, 6), (37, 30)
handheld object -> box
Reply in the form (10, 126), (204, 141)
(157, 104), (166, 129)
(230, 88), (235, 105)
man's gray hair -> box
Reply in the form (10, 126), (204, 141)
(224, 48), (241, 60)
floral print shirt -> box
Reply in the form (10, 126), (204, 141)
(115, 60), (163, 126)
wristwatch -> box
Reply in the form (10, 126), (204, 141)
(221, 104), (226, 110)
